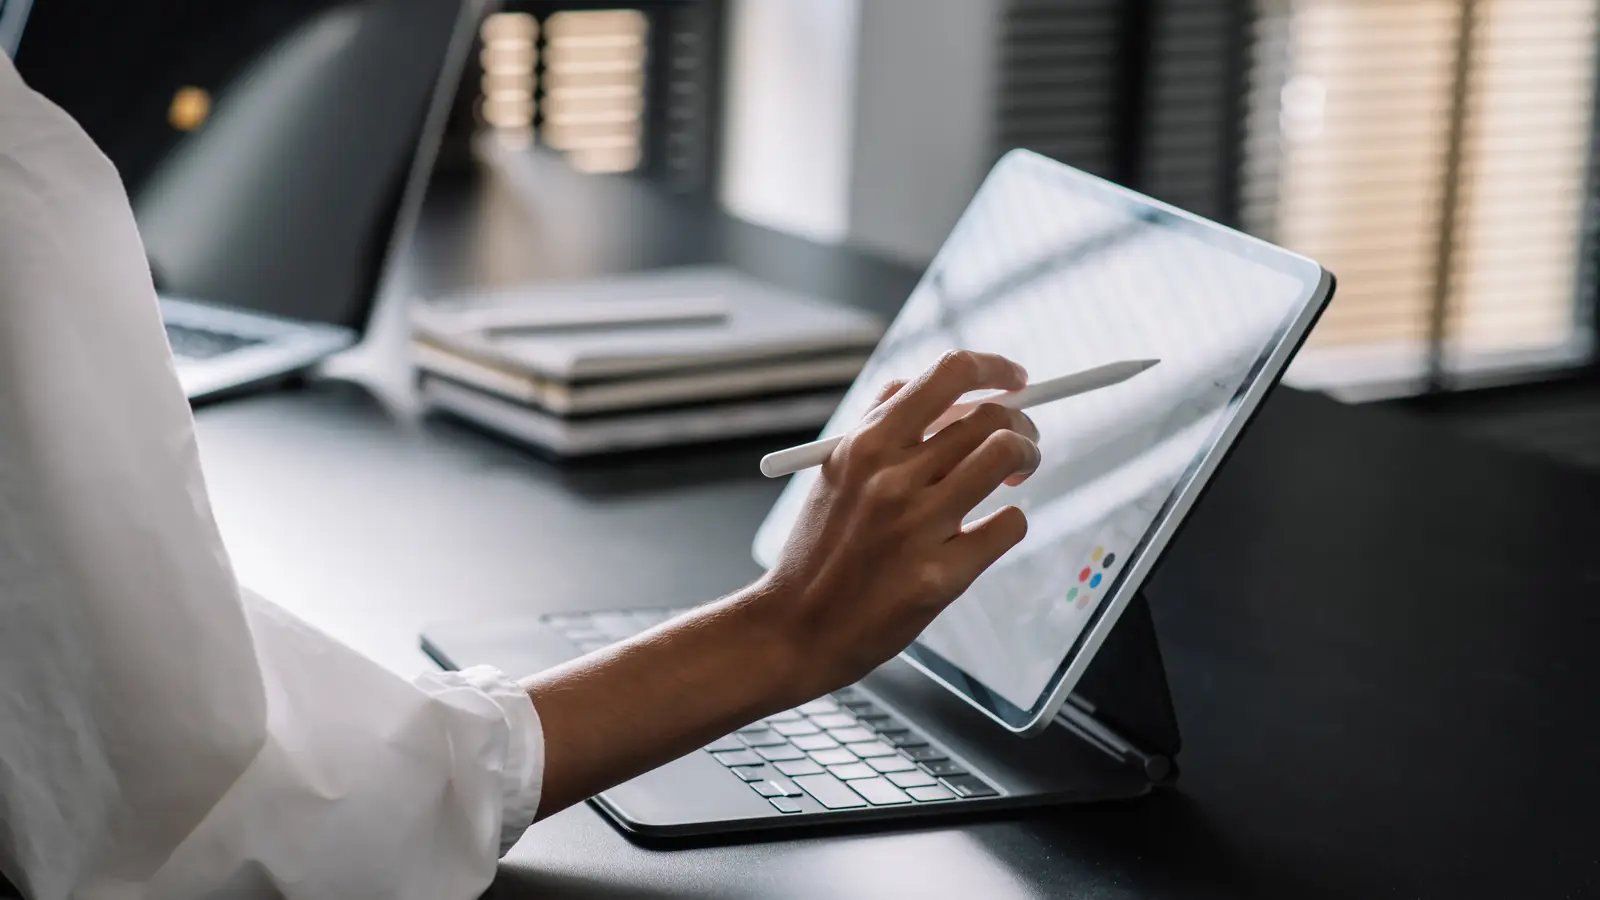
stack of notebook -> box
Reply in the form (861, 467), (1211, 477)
(412, 267), (885, 456)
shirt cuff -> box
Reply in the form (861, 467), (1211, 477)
(417, 665), (545, 856)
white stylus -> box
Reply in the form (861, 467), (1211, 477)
(759, 358), (1161, 478)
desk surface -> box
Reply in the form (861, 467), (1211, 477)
(194, 158), (1600, 899)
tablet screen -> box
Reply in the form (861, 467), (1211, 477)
(753, 150), (1329, 729)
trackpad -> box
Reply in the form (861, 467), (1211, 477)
(420, 613), (579, 675)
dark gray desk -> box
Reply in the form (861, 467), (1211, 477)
(193, 160), (1600, 899)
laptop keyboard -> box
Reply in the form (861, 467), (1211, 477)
(165, 322), (265, 360)
(542, 607), (1001, 815)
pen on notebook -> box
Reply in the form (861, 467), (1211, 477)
(759, 358), (1161, 478)
(459, 297), (729, 336)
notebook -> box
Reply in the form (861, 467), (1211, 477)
(412, 267), (883, 455)
(412, 340), (869, 416)
(410, 266), (885, 384)
(419, 376), (847, 456)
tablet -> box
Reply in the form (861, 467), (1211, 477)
(752, 149), (1335, 735)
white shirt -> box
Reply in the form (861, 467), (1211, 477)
(0, 51), (543, 900)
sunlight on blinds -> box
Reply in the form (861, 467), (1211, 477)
(1451, 1), (1596, 357)
(540, 9), (648, 174)
(1245, 0), (1599, 397)
(480, 12), (538, 140)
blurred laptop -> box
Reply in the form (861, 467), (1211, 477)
(5, 0), (481, 400)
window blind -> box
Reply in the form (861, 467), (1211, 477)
(997, 0), (1250, 223)
(475, 1), (724, 192)
(1143, 0), (1251, 224)
(1244, 0), (1600, 397)
(996, 0), (1124, 182)
(995, 0), (1599, 397)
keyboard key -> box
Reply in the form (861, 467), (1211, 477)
(731, 766), (770, 782)
(887, 770), (938, 788)
(907, 785), (956, 802)
(845, 740), (897, 759)
(751, 776), (803, 798)
(827, 727), (876, 744)
(808, 748), (858, 766)
(766, 710), (804, 723)
(866, 717), (909, 735)
(840, 700), (881, 714)
(790, 733), (839, 751)
(827, 762), (878, 780)
(769, 797), (803, 814)
(940, 774), (998, 798)
(574, 640), (610, 654)
(541, 613), (587, 628)
(737, 722), (773, 734)
(798, 698), (839, 715)
(901, 745), (948, 762)
(830, 686), (865, 702)
(164, 323), (264, 360)
(866, 755), (917, 773)
(771, 720), (821, 737)
(851, 777), (913, 806)
(563, 628), (608, 644)
(704, 736), (743, 752)
(738, 729), (790, 748)
(756, 744), (807, 762)
(794, 774), (868, 809)
(712, 750), (763, 767)
(920, 759), (967, 777)
(808, 713), (857, 730)
(884, 731), (927, 747)
(775, 759), (824, 777)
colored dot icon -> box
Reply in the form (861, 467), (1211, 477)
(1073, 547), (1119, 608)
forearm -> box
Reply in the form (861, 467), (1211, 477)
(524, 579), (815, 819)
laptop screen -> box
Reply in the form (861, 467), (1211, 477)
(13, 0), (478, 331)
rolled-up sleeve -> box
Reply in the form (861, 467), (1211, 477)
(416, 665), (546, 856)
(145, 594), (545, 899)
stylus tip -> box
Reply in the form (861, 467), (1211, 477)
(1137, 358), (1161, 371)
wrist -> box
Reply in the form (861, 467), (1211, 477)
(720, 576), (824, 712)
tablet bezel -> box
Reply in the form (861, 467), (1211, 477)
(755, 149), (1336, 735)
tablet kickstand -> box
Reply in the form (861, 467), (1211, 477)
(1055, 588), (1183, 785)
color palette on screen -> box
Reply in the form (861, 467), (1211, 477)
(1072, 546), (1117, 609)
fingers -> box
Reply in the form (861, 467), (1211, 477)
(868, 379), (908, 412)
(879, 350), (1027, 443)
(914, 402), (1039, 484)
(941, 506), (1028, 592)
(937, 428), (1041, 514)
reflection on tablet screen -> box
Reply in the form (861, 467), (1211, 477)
(755, 150), (1318, 717)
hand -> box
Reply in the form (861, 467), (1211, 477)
(523, 350), (1040, 819)
(759, 349), (1041, 699)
